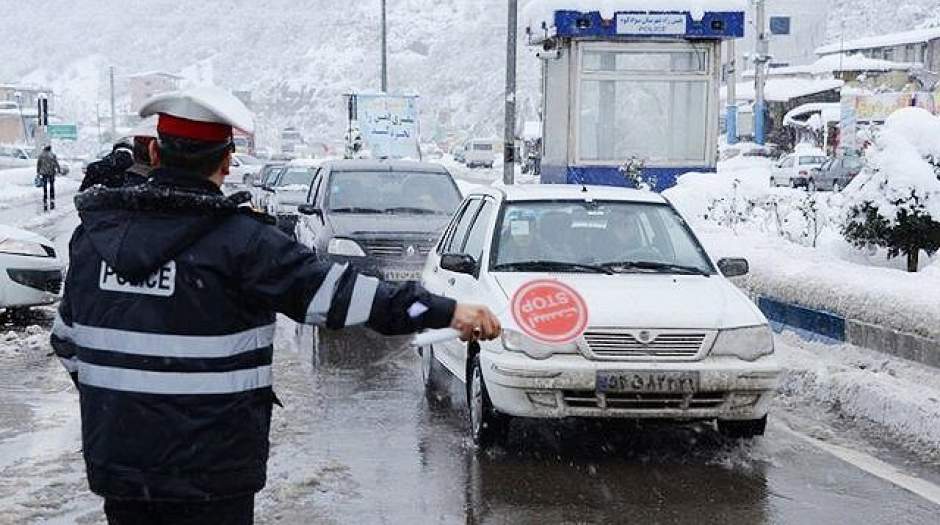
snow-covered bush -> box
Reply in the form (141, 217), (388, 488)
(841, 108), (940, 272)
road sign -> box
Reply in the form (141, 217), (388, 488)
(46, 123), (78, 141)
(511, 280), (589, 345)
(770, 16), (791, 36)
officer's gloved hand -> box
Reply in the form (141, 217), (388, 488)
(451, 304), (501, 342)
(82, 147), (134, 190)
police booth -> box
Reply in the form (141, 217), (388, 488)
(526, 3), (744, 191)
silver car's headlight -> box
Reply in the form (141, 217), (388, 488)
(0, 239), (52, 257)
(328, 238), (366, 257)
(502, 329), (579, 360)
(711, 325), (774, 361)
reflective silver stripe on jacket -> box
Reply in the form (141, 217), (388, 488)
(62, 323), (276, 359)
(304, 263), (347, 325)
(58, 356), (79, 373)
(52, 314), (74, 339)
(345, 275), (379, 326)
(78, 362), (272, 395)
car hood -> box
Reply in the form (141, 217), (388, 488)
(492, 273), (766, 330)
(0, 224), (54, 247)
(328, 213), (452, 236)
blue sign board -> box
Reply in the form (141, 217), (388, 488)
(769, 16), (791, 36)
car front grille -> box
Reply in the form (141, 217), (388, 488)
(583, 331), (708, 360)
(360, 239), (434, 259)
(563, 391), (726, 411)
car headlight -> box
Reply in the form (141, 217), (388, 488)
(0, 239), (53, 257)
(502, 329), (579, 360)
(328, 238), (366, 257)
(711, 325), (774, 361)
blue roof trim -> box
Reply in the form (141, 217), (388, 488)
(542, 10), (745, 41)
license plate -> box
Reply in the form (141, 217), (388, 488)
(383, 269), (423, 282)
(596, 371), (700, 394)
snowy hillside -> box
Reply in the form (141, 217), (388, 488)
(0, 0), (542, 144)
(824, 0), (940, 43)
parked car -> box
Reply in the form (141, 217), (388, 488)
(264, 163), (318, 238)
(809, 156), (864, 192)
(0, 145), (34, 169)
(296, 159), (464, 353)
(0, 225), (65, 314)
(770, 152), (828, 189)
(464, 139), (499, 169)
(452, 144), (467, 164)
(250, 162), (287, 208)
(418, 184), (780, 447)
(225, 153), (263, 186)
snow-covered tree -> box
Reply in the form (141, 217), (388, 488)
(841, 108), (940, 272)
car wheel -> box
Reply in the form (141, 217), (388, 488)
(769, 177), (776, 187)
(807, 180), (817, 192)
(832, 181), (842, 193)
(718, 416), (767, 439)
(790, 179), (799, 189)
(468, 354), (510, 448)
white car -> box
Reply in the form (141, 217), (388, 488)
(770, 152), (828, 189)
(225, 153), (263, 186)
(0, 145), (34, 169)
(463, 139), (499, 169)
(419, 185), (780, 447)
(0, 225), (64, 312)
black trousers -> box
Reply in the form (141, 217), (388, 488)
(103, 495), (254, 525)
(41, 175), (55, 209)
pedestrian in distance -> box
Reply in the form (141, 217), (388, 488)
(36, 144), (61, 211)
(50, 86), (501, 525)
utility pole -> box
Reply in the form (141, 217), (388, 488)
(109, 66), (117, 137)
(753, 0), (769, 145)
(503, 0), (518, 185)
(726, 39), (738, 145)
(381, 0), (388, 92)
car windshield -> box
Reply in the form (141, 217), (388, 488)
(236, 155), (262, 165)
(799, 156), (827, 165)
(492, 201), (714, 275)
(327, 170), (461, 215)
(276, 168), (315, 188)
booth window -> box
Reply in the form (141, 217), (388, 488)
(577, 44), (712, 166)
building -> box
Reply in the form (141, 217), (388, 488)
(0, 84), (55, 144)
(128, 71), (182, 112)
(816, 27), (940, 72)
(0, 84), (54, 116)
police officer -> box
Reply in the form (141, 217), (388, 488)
(80, 116), (158, 191)
(51, 86), (500, 525)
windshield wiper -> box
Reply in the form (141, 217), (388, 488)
(599, 260), (711, 276)
(330, 207), (385, 214)
(383, 206), (440, 215)
(493, 260), (614, 275)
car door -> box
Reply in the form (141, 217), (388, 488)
(296, 168), (326, 250)
(780, 156), (795, 183)
(427, 198), (483, 378)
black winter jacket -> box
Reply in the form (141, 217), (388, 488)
(51, 168), (455, 501)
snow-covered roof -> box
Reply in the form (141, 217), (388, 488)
(816, 27), (940, 56)
(732, 78), (844, 103)
(523, 0), (747, 26)
(127, 70), (183, 80)
(783, 103), (841, 128)
(742, 54), (916, 80)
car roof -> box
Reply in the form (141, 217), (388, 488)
(469, 184), (669, 204)
(320, 159), (448, 173)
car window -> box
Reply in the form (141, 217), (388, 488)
(276, 168), (315, 188)
(844, 158), (863, 170)
(781, 157), (794, 168)
(492, 201), (714, 274)
(461, 200), (496, 263)
(326, 170), (461, 215)
(799, 156), (827, 165)
(443, 199), (482, 254)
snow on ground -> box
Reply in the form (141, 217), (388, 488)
(0, 168), (80, 211)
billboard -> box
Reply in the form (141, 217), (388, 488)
(351, 94), (420, 160)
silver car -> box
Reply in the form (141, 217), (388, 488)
(810, 156), (864, 192)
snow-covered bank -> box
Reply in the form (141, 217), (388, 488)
(776, 332), (940, 462)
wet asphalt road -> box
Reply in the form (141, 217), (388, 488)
(262, 328), (939, 525)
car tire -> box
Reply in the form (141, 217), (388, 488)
(718, 416), (767, 439)
(790, 179), (799, 189)
(769, 177), (776, 187)
(833, 181), (843, 193)
(468, 354), (510, 448)
(807, 180), (817, 192)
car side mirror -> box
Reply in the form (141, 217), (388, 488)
(298, 204), (322, 216)
(717, 258), (749, 278)
(440, 253), (478, 276)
